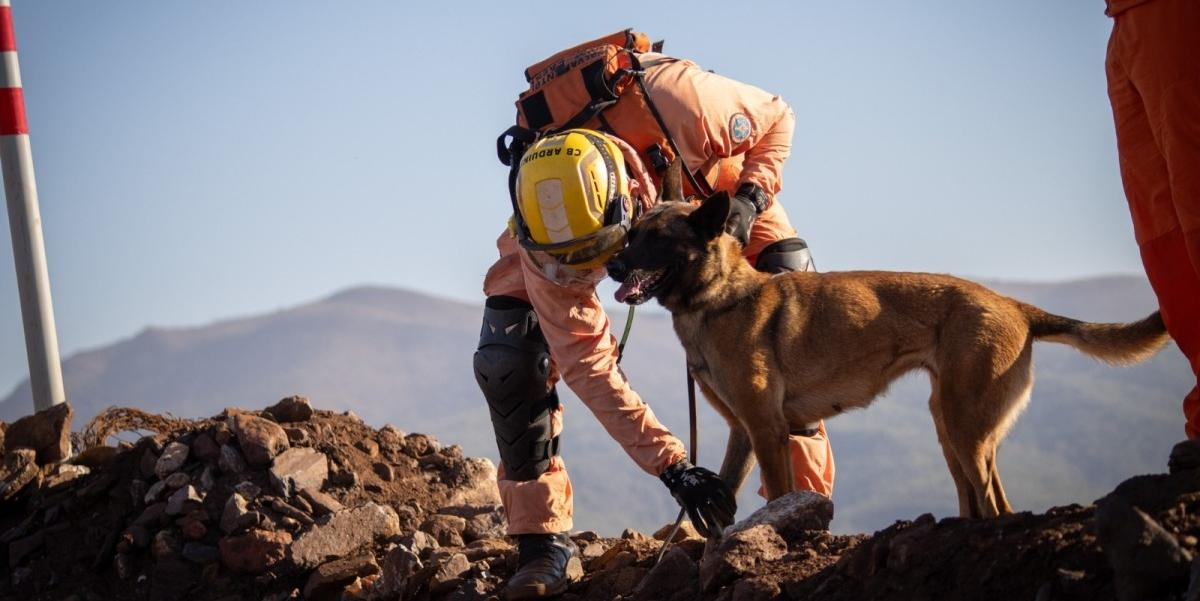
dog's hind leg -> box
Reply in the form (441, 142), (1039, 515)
(941, 342), (1034, 518)
(986, 447), (1013, 515)
(981, 343), (1033, 516)
(719, 426), (756, 496)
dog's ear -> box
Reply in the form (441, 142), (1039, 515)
(689, 192), (731, 240)
(660, 157), (684, 202)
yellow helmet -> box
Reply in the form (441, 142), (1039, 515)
(513, 129), (633, 269)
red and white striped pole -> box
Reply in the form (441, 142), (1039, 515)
(0, 0), (65, 413)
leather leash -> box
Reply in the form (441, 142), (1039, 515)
(652, 369), (697, 565)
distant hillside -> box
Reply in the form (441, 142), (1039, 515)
(0, 277), (1190, 534)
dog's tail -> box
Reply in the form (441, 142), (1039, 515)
(1022, 303), (1169, 365)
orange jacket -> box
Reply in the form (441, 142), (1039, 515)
(639, 53), (796, 205)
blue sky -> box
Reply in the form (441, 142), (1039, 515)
(0, 2), (1133, 391)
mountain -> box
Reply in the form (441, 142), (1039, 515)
(0, 277), (1191, 535)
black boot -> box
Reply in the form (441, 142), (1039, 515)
(504, 533), (578, 600)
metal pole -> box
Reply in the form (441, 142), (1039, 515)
(0, 0), (64, 412)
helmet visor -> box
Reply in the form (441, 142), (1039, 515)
(519, 223), (628, 269)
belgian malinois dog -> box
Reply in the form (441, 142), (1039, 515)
(607, 189), (1169, 519)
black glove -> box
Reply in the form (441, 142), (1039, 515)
(659, 460), (736, 538)
(724, 183), (769, 246)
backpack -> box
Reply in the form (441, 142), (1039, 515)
(496, 29), (715, 214)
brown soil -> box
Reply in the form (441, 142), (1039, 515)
(3, 400), (1198, 601)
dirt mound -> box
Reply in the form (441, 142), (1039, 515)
(0, 397), (504, 601)
(556, 468), (1200, 601)
(3, 398), (1198, 601)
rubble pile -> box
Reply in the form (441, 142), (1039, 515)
(4, 396), (1200, 601)
(0, 397), (509, 601)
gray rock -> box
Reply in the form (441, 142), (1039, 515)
(155, 442), (190, 480)
(129, 479), (148, 506)
(431, 553), (471, 596)
(372, 462), (394, 481)
(268, 447), (328, 497)
(356, 439), (380, 458)
(270, 497), (315, 525)
(218, 444), (247, 475)
(284, 427), (310, 446)
(445, 458), (501, 506)
(164, 472), (190, 489)
(633, 547), (698, 601)
(198, 465), (216, 492)
(303, 554), (379, 601)
(464, 509), (506, 543)
(1096, 496), (1192, 601)
(291, 493), (314, 514)
(421, 514), (467, 547)
(191, 432), (220, 463)
(166, 485), (203, 516)
(725, 490), (833, 539)
(277, 515), (301, 531)
(232, 413), (290, 467)
(290, 502), (402, 568)
(133, 502), (168, 528)
(699, 524), (786, 592)
(218, 528), (291, 573)
(266, 395), (314, 423)
(233, 480), (261, 500)
(221, 493), (255, 534)
(3, 402), (72, 464)
(445, 578), (494, 601)
(402, 433), (440, 457)
(0, 449), (39, 502)
(152, 529), (180, 559)
(378, 425), (406, 449)
(399, 530), (440, 558)
(299, 488), (343, 516)
(114, 553), (133, 580)
(139, 448), (160, 479)
(44, 463), (89, 488)
(144, 480), (167, 504)
(378, 545), (423, 597)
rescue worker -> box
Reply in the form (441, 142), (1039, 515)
(1103, 0), (1200, 470)
(474, 36), (835, 599)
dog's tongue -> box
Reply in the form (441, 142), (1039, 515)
(614, 279), (644, 304)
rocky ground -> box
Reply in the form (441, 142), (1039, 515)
(1, 398), (1198, 601)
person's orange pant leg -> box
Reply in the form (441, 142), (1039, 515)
(757, 423), (836, 498)
(483, 232), (576, 534)
(1106, 0), (1200, 437)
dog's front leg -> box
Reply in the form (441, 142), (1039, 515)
(718, 426), (755, 496)
(738, 397), (794, 501)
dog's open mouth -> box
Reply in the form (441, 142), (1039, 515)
(613, 267), (670, 305)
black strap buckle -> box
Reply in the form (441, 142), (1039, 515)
(645, 144), (670, 174)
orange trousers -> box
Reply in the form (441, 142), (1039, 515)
(483, 201), (835, 534)
(1106, 0), (1200, 437)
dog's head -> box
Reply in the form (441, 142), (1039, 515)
(606, 191), (733, 308)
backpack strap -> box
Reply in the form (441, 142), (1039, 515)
(627, 53), (714, 198)
(496, 125), (537, 242)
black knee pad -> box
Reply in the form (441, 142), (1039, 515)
(755, 237), (816, 274)
(473, 296), (560, 481)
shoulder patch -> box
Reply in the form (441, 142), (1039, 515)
(729, 113), (752, 145)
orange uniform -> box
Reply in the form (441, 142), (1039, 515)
(1105, 0), (1200, 437)
(484, 54), (835, 534)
